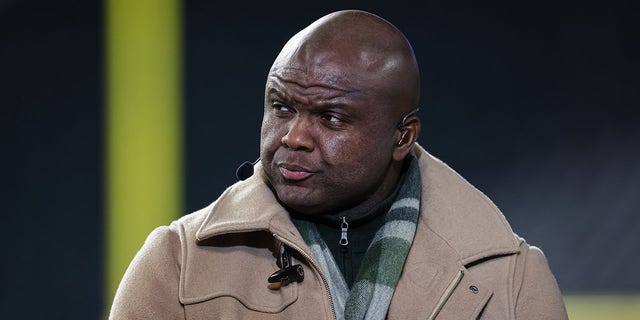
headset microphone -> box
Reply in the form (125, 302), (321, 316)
(236, 158), (260, 181)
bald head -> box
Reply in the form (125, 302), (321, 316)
(270, 10), (420, 114)
(260, 11), (422, 216)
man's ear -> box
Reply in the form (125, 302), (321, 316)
(393, 116), (420, 161)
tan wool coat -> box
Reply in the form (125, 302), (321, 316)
(110, 145), (568, 319)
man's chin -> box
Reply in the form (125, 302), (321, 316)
(275, 187), (325, 215)
(280, 200), (320, 215)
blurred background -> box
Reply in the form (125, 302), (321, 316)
(2, 0), (639, 318)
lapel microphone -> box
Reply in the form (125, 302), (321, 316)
(236, 158), (260, 181)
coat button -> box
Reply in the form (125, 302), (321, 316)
(469, 285), (479, 294)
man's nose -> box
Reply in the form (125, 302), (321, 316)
(281, 116), (314, 151)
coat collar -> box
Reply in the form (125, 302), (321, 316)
(195, 165), (294, 240)
(196, 144), (520, 265)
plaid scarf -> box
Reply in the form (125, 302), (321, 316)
(293, 157), (421, 320)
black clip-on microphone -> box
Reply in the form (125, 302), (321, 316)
(236, 158), (260, 181)
(268, 243), (304, 286)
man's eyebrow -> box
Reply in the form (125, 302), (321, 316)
(266, 87), (290, 101)
(317, 102), (348, 110)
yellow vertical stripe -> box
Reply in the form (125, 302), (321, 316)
(105, 0), (182, 311)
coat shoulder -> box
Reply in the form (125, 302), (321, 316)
(513, 239), (568, 319)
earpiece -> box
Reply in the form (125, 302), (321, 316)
(397, 130), (408, 146)
(395, 108), (419, 146)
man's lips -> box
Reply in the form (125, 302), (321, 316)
(278, 164), (315, 181)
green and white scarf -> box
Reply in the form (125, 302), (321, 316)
(294, 157), (421, 320)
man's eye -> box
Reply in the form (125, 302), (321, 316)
(272, 103), (293, 113)
(321, 113), (343, 124)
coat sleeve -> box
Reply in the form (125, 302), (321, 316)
(514, 245), (568, 320)
(109, 226), (185, 320)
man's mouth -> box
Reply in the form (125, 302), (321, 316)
(278, 164), (314, 181)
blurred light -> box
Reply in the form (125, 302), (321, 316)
(104, 0), (182, 313)
(565, 295), (640, 319)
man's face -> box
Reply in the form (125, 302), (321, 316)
(260, 54), (401, 215)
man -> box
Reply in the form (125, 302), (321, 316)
(110, 10), (567, 319)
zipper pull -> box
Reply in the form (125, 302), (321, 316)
(340, 216), (349, 246)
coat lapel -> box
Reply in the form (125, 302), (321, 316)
(389, 215), (493, 319)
